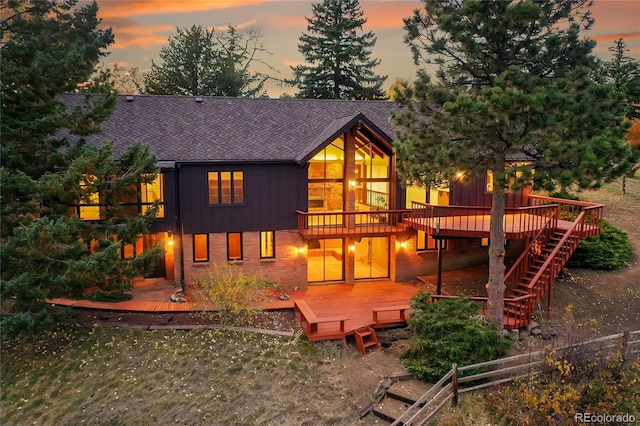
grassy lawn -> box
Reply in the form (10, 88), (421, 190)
(1, 324), (387, 425)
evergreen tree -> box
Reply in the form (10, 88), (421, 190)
(1, 0), (161, 335)
(606, 38), (640, 121)
(606, 39), (640, 177)
(391, 0), (635, 328)
(291, 0), (387, 99)
(144, 25), (274, 97)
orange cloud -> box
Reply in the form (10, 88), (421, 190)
(96, 0), (263, 18)
(593, 32), (640, 44)
(362, 2), (421, 30)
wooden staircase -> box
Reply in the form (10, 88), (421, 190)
(427, 196), (603, 329)
(502, 199), (601, 328)
(354, 326), (382, 354)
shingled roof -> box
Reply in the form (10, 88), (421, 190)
(59, 94), (398, 165)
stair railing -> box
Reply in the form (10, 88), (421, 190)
(504, 205), (559, 292)
(519, 210), (589, 318)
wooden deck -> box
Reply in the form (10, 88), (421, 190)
(49, 280), (424, 339)
(404, 213), (549, 239)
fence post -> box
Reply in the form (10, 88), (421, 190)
(620, 330), (629, 361)
(452, 363), (459, 407)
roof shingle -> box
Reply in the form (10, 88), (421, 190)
(60, 94), (398, 164)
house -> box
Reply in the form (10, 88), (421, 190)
(63, 94), (602, 327)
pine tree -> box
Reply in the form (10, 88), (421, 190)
(391, 0), (635, 328)
(1, 0), (161, 336)
(606, 39), (640, 178)
(292, 0), (387, 99)
(607, 38), (640, 121)
(144, 25), (273, 97)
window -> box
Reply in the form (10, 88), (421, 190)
(79, 175), (102, 220)
(208, 171), (244, 205)
(481, 238), (510, 249)
(193, 234), (209, 262)
(227, 232), (243, 261)
(485, 170), (494, 193)
(122, 237), (143, 259)
(260, 231), (275, 259)
(141, 174), (165, 218)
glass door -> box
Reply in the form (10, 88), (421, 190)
(354, 237), (389, 279)
(307, 239), (344, 282)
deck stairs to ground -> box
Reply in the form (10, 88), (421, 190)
(354, 326), (381, 354)
(428, 197), (602, 329)
(501, 204), (595, 329)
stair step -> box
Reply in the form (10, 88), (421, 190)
(354, 327), (381, 355)
(372, 397), (409, 423)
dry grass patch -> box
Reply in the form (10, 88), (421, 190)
(1, 323), (394, 425)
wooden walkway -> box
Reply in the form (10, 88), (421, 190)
(49, 280), (425, 338)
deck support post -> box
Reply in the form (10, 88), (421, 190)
(436, 238), (443, 295)
(546, 279), (552, 320)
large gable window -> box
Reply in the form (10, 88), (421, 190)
(208, 171), (244, 205)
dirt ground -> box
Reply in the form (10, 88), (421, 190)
(61, 181), (639, 424)
(549, 182), (640, 337)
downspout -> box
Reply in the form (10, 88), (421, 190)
(175, 163), (186, 292)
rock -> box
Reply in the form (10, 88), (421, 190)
(525, 322), (539, 332)
(170, 291), (186, 303)
(376, 327), (412, 346)
(531, 328), (542, 336)
(541, 332), (552, 340)
(510, 329), (520, 341)
(279, 293), (290, 301)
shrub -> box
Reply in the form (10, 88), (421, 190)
(486, 350), (640, 425)
(88, 290), (133, 302)
(194, 262), (277, 326)
(0, 303), (72, 340)
(567, 220), (633, 270)
(401, 291), (511, 382)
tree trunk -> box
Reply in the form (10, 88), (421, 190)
(487, 161), (506, 330)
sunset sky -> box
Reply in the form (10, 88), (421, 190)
(92, 0), (640, 97)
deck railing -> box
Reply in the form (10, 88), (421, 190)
(503, 206), (560, 291)
(407, 201), (560, 238)
(528, 195), (603, 237)
(428, 294), (535, 330)
(296, 209), (409, 238)
(517, 210), (587, 315)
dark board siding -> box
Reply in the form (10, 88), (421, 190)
(149, 168), (177, 233)
(450, 176), (529, 209)
(179, 163), (307, 234)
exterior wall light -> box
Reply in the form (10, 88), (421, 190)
(167, 232), (174, 246)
